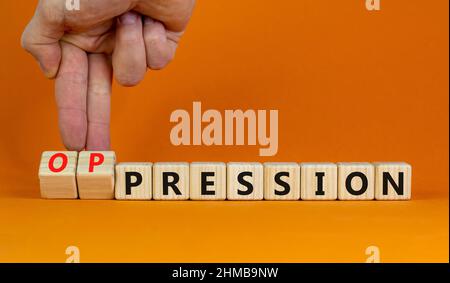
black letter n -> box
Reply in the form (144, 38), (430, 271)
(382, 172), (404, 196)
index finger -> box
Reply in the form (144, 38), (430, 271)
(55, 42), (88, 151)
(86, 53), (112, 151)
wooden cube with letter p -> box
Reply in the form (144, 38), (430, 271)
(264, 162), (300, 200)
(115, 163), (152, 200)
(227, 162), (263, 200)
(337, 162), (374, 200)
(190, 162), (226, 200)
(77, 151), (116, 199)
(153, 162), (189, 200)
(300, 162), (337, 200)
(39, 151), (78, 199)
(374, 162), (411, 200)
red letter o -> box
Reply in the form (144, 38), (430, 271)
(48, 153), (68, 173)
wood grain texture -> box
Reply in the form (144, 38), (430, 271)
(115, 162), (153, 200)
(227, 162), (263, 200)
(264, 162), (300, 200)
(374, 162), (412, 200)
(190, 162), (226, 200)
(77, 151), (116, 199)
(39, 151), (78, 199)
(153, 162), (190, 200)
(300, 162), (337, 200)
(337, 162), (374, 200)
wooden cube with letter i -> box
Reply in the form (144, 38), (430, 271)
(300, 162), (337, 200)
(39, 151), (79, 199)
(115, 163), (153, 200)
(77, 151), (116, 199)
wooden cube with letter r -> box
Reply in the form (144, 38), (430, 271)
(77, 151), (116, 199)
(153, 162), (190, 200)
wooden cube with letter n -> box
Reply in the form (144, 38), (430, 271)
(264, 162), (300, 200)
(227, 162), (263, 200)
(190, 162), (226, 200)
(115, 163), (152, 200)
(77, 151), (116, 199)
(337, 162), (374, 200)
(153, 162), (189, 200)
(374, 162), (411, 200)
(39, 151), (78, 199)
(300, 162), (337, 200)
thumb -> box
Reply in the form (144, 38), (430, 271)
(21, 0), (65, 78)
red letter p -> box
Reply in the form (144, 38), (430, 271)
(89, 153), (105, 172)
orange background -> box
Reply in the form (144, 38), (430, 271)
(0, 0), (448, 262)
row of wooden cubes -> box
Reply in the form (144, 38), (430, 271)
(39, 151), (412, 200)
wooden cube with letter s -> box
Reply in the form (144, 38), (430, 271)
(76, 151), (116, 199)
(227, 162), (264, 200)
(264, 162), (300, 200)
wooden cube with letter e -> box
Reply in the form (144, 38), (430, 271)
(190, 162), (226, 200)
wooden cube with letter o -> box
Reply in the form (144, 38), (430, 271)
(39, 151), (78, 199)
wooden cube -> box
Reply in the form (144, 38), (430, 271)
(337, 162), (374, 200)
(227, 162), (263, 200)
(264, 162), (300, 200)
(374, 162), (412, 200)
(300, 162), (337, 200)
(39, 151), (78, 199)
(153, 162), (189, 200)
(77, 151), (116, 199)
(115, 163), (153, 200)
(190, 162), (226, 200)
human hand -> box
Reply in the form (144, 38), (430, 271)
(22, 0), (195, 150)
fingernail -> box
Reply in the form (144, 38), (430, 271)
(144, 17), (154, 25)
(119, 12), (139, 25)
(39, 62), (56, 79)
